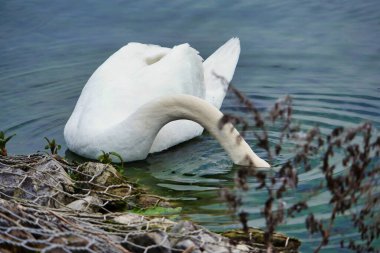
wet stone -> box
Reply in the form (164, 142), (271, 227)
(73, 162), (134, 201)
(66, 195), (103, 212)
(0, 154), (74, 208)
(123, 230), (171, 253)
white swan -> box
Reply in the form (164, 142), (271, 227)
(64, 38), (270, 167)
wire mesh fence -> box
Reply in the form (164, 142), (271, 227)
(0, 154), (300, 253)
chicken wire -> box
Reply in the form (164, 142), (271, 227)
(1, 154), (298, 253)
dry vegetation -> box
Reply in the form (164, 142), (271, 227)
(220, 85), (380, 252)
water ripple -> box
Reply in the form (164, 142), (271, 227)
(1, 1), (380, 252)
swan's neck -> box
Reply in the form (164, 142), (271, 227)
(126, 95), (270, 167)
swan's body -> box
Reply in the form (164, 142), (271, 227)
(64, 38), (270, 167)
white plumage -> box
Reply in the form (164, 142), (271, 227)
(64, 38), (269, 167)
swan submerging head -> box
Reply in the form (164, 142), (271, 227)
(64, 38), (270, 168)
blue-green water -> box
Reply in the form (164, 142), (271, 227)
(1, 1), (379, 252)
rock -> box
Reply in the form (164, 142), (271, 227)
(222, 228), (301, 252)
(170, 221), (245, 253)
(170, 221), (198, 234)
(149, 218), (176, 231)
(0, 199), (124, 253)
(66, 196), (103, 212)
(0, 154), (75, 208)
(74, 162), (134, 200)
(114, 214), (176, 232)
(123, 230), (171, 253)
(114, 213), (146, 226)
(75, 162), (125, 186)
(136, 194), (171, 208)
(172, 239), (196, 252)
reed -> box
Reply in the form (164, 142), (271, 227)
(219, 85), (380, 252)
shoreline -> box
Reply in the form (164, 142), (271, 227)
(0, 154), (300, 252)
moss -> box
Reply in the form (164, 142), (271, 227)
(132, 206), (182, 216)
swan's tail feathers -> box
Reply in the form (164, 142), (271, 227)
(203, 37), (241, 109)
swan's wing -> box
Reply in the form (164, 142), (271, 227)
(150, 39), (241, 153)
(67, 42), (206, 133)
(65, 41), (207, 156)
(67, 43), (171, 128)
(203, 38), (240, 109)
(147, 43), (206, 153)
(135, 43), (205, 99)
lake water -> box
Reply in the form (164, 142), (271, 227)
(1, 1), (379, 252)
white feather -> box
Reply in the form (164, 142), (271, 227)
(64, 38), (247, 161)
